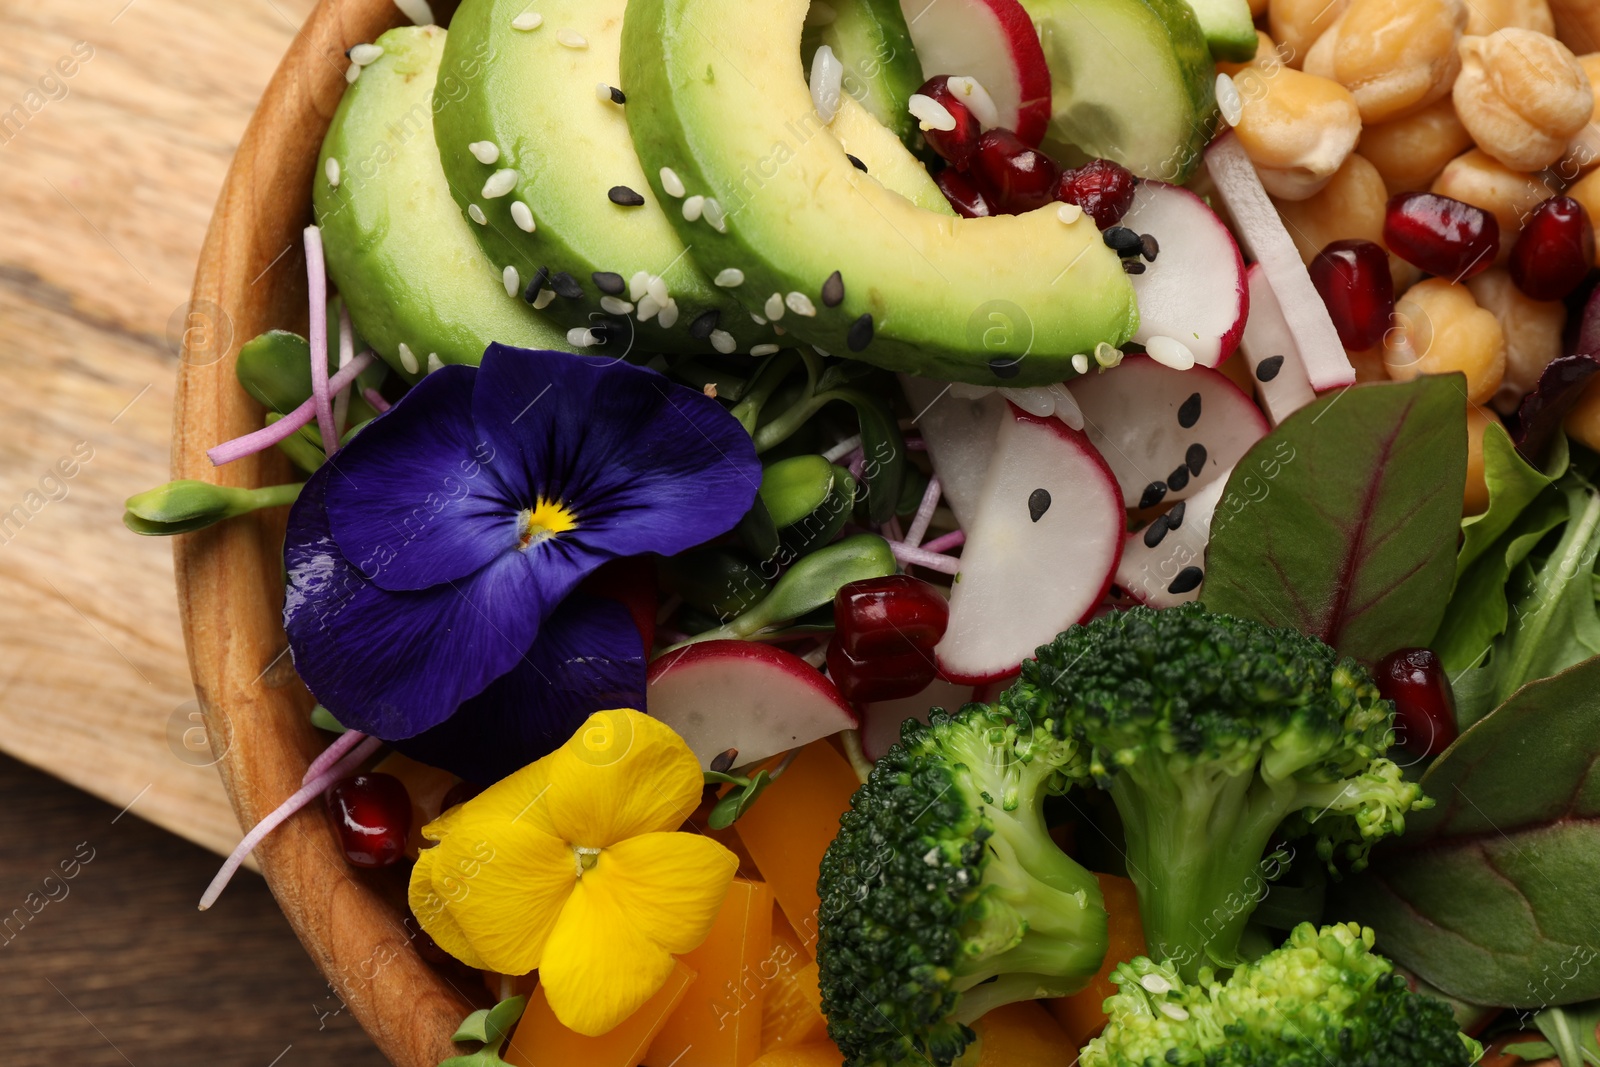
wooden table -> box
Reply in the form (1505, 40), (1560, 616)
(1, 1), (387, 1061)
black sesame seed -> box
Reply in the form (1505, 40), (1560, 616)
(1121, 259), (1146, 275)
(1140, 233), (1159, 261)
(1167, 567), (1204, 595)
(988, 356), (1022, 379)
(550, 271), (584, 299)
(1138, 481), (1167, 509)
(1103, 227), (1142, 254)
(688, 309), (721, 340)
(847, 313), (874, 352)
(592, 271), (626, 295)
(1256, 355), (1286, 382)
(821, 270), (845, 308)
(1167, 465), (1191, 492)
(1186, 442), (1206, 476)
(710, 748), (737, 774)
(846, 153), (868, 173)
(523, 265), (551, 304)
(1166, 500), (1187, 530)
(607, 85), (627, 105)
(608, 185), (646, 206)
(1028, 488), (1052, 523)
(1142, 514), (1170, 548)
(1177, 392), (1201, 428)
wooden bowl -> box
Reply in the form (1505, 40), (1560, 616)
(172, 2), (473, 1063)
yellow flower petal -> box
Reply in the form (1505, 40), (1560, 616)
(543, 709), (704, 846)
(408, 845), (488, 970)
(429, 813), (574, 975)
(593, 831), (740, 955)
(420, 750), (561, 844)
(538, 874), (679, 1037)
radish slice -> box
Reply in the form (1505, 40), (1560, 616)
(1121, 182), (1248, 368)
(899, 0), (1053, 145)
(1117, 475), (1227, 608)
(646, 641), (858, 770)
(1205, 133), (1355, 392)
(900, 375), (1008, 528)
(935, 404), (1123, 684)
(1238, 264), (1317, 424)
(861, 676), (976, 761)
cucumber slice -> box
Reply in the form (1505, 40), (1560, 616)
(1022, 0), (1218, 182)
(1184, 0), (1259, 62)
(803, 0), (925, 148)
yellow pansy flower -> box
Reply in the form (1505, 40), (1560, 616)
(409, 708), (737, 1035)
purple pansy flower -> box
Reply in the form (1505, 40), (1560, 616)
(282, 345), (760, 780)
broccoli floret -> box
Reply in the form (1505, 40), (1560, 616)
(816, 702), (1108, 1067)
(1082, 921), (1484, 1066)
(1004, 604), (1428, 979)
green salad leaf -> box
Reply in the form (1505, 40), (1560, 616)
(1535, 1000), (1600, 1067)
(1332, 654), (1600, 1009)
(1203, 377), (1466, 663)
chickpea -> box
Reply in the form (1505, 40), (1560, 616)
(1559, 53), (1600, 175)
(1431, 148), (1553, 246)
(1358, 98), (1475, 193)
(1233, 66), (1363, 200)
(1248, 0), (1268, 17)
(1269, 0), (1349, 70)
(1304, 0), (1467, 125)
(1465, 267), (1567, 413)
(1454, 30), (1593, 171)
(1383, 278), (1507, 404)
(1566, 374), (1600, 453)
(1464, 405), (1504, 516)
(1275, 153), (1388, 259)
(1465, 0), (1555, 37)
(1547, 0), (1600, 55)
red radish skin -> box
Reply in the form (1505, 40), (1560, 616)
(1510, 196), (1595, 301)
(1310, 239), (1395, 351)
(1238, 264), (1318, 425)
(899, 0), (1053, 145)
(915, 76), (984, 169)
(646, 641), (858, 770)
(1383, 192), (1499, 280)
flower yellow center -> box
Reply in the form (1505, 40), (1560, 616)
(572, 845), (601, 878)
(518, 497), (578, 550)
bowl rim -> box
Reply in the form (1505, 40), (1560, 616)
(172, 2), (474, 1064)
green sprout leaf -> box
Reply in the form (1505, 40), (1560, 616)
(440, 995), (527, 1067)
(123, 480), (302, 536)
(709, 769), (773, 829)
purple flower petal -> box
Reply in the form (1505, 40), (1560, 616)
(392, 593), (647, 784)
(284, 465), (560, 739)
(472, 346), (761, 561)
(323, 365), (524, 592)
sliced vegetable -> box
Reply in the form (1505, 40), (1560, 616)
(504, 967), (696, 1067)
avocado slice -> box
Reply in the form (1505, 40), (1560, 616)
(830, 94), (953, 215)
(802, 0), (925, 149)
(313, 25), (573, 382)
(433, 0), (770, 355)
(621, 0), (1136, 385)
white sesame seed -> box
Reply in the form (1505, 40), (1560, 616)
(1146, 335), (1197, 371)
(647, 275), (670, 305)
(532, 289), (556, 310)
(482, 168), (518, 198)
(785, 292), (816, 317)
(556, 29), (588, 49)
(628, 270), (651, 301)
(750, 343), (781, 356)
(709, 330), (737, 354)
(345, 62), (361, 84)
(510, 200), (536, 232)
(349, 43), (384, 66)
(600, 295), (634, 315)
(636, 294), (662, 322)
(809, 44), (843, 124)
(467, 203), (487, 225)
(764, 293), (785, 320)
(427, 352), (444, 372)
(502, 265), (520, 298)
(1158, 1003), (1190, 1022)
(394, 0), (434, 25)
(702, 198), (727, 232)
(510, 11), (543, 30)
(657, 298), (679, 328)
(750, 313), (767, 326)
(682, 195), (705, 222)
(566, 327), (598, 347)
(1071, 352), (1090, 375)
(1216, 72), (1243, 127)
(596, 82), (614, 103)
(397, 342), (419, 375)
(908, 93), (957, 132)
(1057, 202), (1083, 225)
(660, 167), (685, 198)
(1139, 974), (1173, 994)
(324, 157), (341, 188)
(468, 140), (500, 165)
(714, 268), (745, 287)
(812, 345), (830, 357)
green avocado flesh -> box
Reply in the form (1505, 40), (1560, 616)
(1023, 0), (1218, 182)
(434, 0), (771, 354)
(802, 0), (925, 149)
(621, 0), (1137, 385)
(829, 94), (952, 215)
(313, 25), (573, 381)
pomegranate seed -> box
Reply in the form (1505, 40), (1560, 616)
(326, 773), (411, 868)
(914, 76), (983, 170)
(936, 168), (996, 218)
(1057, 158), (1138, 230)
(1383, 192), (1499, 280)
(973, 129), (1061, 214)
(1375, 648), (1458, 758)
(1310, 239), (1395, 350)
(1510, 196), (1595, 301)
(826, 638), (938, 704)
(833, 574), (950, 658)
